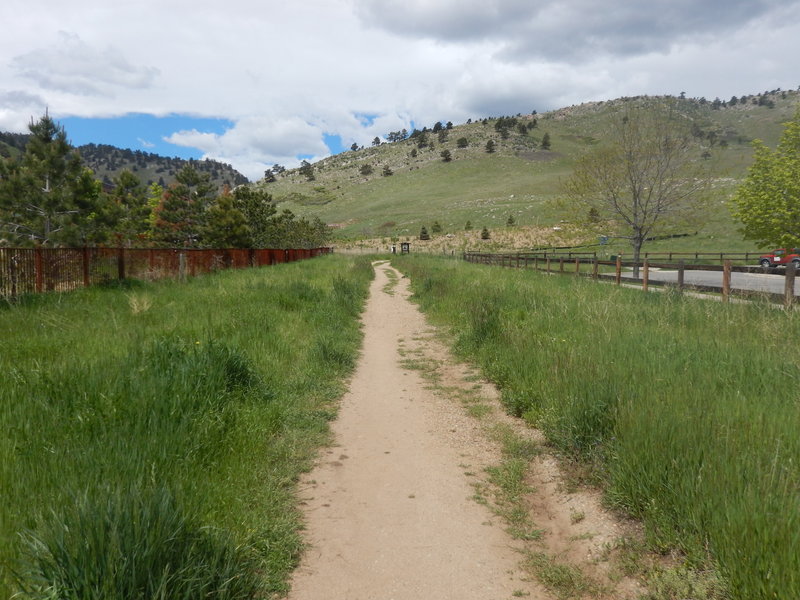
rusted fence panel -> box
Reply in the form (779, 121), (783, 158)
(0, 246), (332, 299)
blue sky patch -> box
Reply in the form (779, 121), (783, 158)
(59, 114), (234, 160)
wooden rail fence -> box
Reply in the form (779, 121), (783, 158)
(0, 246), (332, 298)
(464, 251), (798, 307)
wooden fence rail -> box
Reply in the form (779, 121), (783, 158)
(0, 246), (332, 299)
(463, 252), (797, 307)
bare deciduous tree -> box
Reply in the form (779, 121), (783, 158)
(563, 100), (711, 276)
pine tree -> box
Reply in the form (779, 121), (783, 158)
(0, 113), (103, 246)
(152, 166), (215, 247)
(203, 193), (251, 248)
(481, 226), (490, 240)
(419, 226), (430, 240)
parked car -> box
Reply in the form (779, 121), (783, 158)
(759, 248), (800, 268)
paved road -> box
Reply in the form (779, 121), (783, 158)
(620, 268), (797, 296)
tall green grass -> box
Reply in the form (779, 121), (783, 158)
(0, 255), (372, 599)
(395, 255), (800, 600)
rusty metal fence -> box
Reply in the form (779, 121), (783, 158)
(0, 247), (332, 298)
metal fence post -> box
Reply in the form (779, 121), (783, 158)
(117, 247), (126, 281)
(82, 247), (90, 287)
(34, 247), (43, 293)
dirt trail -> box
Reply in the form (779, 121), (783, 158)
(288, 262), (641, 600)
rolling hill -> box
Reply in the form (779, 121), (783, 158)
(261, 89), (800, 254)
(0, 134), (249, 192)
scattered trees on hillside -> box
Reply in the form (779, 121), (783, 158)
(563, 100), (711, 277)
(386, 129), (408, 142)
(732, 108), (800, 247)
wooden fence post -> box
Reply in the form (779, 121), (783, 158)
(677, 260), (685, 293)
(559, 258), (564, 273)
(592, 259), (598, 280)
(642, 259), (649, 292)
(722, 260), (731, 303)
(546, 257), (551, 273)
(615, 255), (622, 285)
(574, 258), (580, 276)
(785, 262), (796, 308)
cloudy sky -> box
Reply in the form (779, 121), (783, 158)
(2, 0), (799, 180)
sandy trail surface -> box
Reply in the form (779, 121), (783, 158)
(288, 262), (640, 600)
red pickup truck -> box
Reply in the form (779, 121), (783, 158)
(759, 248), (800, 268)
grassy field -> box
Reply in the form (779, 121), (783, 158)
(394, 255), (800, 600)
(0, 255), (372, 599)
(263, 91), (800, 250)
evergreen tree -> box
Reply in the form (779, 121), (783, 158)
(457, 137), (469, 148)
(541, 132), (552, 150)
(0, 113), (103, 246)
(231, 184), (277, 247)
(481, 226), (490, 239)
(506, 215), (515, 227)
(440, 149), (452, 162)
(485, 140), (496, 153)
(431, 220), (442, 234)
(419, 226), (430, 240)
(152, 166), (215, 247)
(465, 220), (472, 231)
(203, 193), (251, 248)
(382, 165), (393, 176)
(299, 160), (315, 181)
(107, 170), (150, 244)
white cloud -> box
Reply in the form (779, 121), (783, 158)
(11, 31), (159, 97)
(0, 0), (798, 178)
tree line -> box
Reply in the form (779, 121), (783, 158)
(0, 114), (330, 249)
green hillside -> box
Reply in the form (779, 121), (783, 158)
(263, 90), (800, 252)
